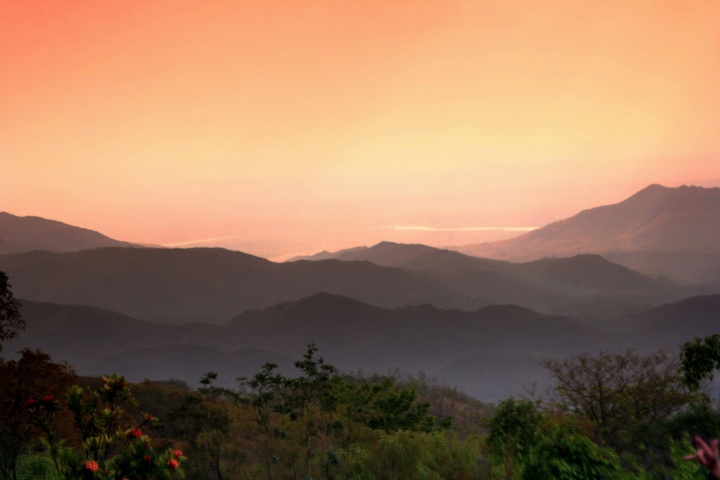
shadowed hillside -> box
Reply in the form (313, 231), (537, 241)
(607, 294), (720, 341)
(290, 242), (690, 316)
(0, 244), (691, 322)
(8, 293), (715, 400)
(0, 247), (473, 321)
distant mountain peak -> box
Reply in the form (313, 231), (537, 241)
(0, 212), (139, 254)
(455, 184), (720, 263)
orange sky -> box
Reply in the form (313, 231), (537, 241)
(2, 1), (719, 259)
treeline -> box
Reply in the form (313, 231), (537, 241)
(2, 339), (720, 479)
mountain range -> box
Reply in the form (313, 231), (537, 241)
(295, 184), (720, 285)
(453, 184), (720, 283)
(0, 245), (695, 323)
(5, 293), (718, 400)
(1, 184), (718, 400)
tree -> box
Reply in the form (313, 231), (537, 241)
(27, 374), (186, 479)
(522, 417), (625, 480)
(286, 343), (337, 479)
(0, 349), (77, 479)
(485, 399), (626, 480)
(0, 270), (24, 352)
(680, 334), (720, 391)
(165, 373), (234, 480)
(235, 345), (445, 479)
(485, 398), (542, 479)
(542, 349), (695, 449)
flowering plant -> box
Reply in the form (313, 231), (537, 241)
(26, 374), (186, 479)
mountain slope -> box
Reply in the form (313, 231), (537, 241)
(1, 243), (688, 322)
(0, 247), (474, 321)
(9, 294), (608, 399)
(0, 212), (138, 253)
(9, 293), (715, 400)
(4, 300), (185, 366)
(454, 185), (720, 282)
(295, 242), (688, 313)
(621, 295), (720, 347)
(82, 345), (297, 389)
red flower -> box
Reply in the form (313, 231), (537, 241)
(85, 460), (99, 472)
(25, 398), (37, 407)
(41, 395), (55, 403)
(128, 428), (142, 438)
(173, 449), (183, 458)
(145, 414), (153, 421)
(167, 458), (179, 470)
(143, 455), (153, 462)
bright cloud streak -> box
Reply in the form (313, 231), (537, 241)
(378, 226), (538, 232)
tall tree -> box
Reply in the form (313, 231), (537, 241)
(0, 349), (77, 479)
(680, 334), (720, 391)
(0, 270), (24, 352)
(542, 349), (695, 449)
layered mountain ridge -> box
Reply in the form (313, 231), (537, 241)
(1, 184), (718, 400)
(6, 293), (717, 400)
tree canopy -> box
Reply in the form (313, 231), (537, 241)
(0, 270), (24, 352)
(680, 334), (720, 391)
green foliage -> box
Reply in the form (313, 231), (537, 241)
(486, 398), (542, 478)
(22, 373), (186, 480)
(7, 343), (718, 479)
(680, 334), (720, 391)
(12, 452), (62, 480)
(522, 419), (624, 480)
(645, 437), (708, 480)
(0, 270), (24, 351)
(615, 403), (720, 477)
(543, 349), (695, 449)
(164, 387), (231, 480)
(485, 400), (630, 479)
(0, 349), (77, 479)
(319, 429), (483, 480)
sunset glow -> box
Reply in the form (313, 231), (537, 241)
(2, 1), (719, 259)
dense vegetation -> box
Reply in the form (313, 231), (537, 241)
(2, 271), (719, 479)
(1, 341), (718, 480)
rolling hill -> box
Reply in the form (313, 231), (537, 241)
(0, 247), (473, 321)
(6, 293), (716, 400)
(290, 241), (690, 318)
(0, 243), (690, 323)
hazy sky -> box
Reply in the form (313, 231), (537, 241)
(2, 1), (719, 259)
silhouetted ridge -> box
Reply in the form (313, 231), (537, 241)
(8, 293), (716, 400)
(454, 184), (720, 283)
(0, 212), (138, 253)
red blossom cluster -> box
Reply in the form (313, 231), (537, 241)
(25, 395), (57, 409)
